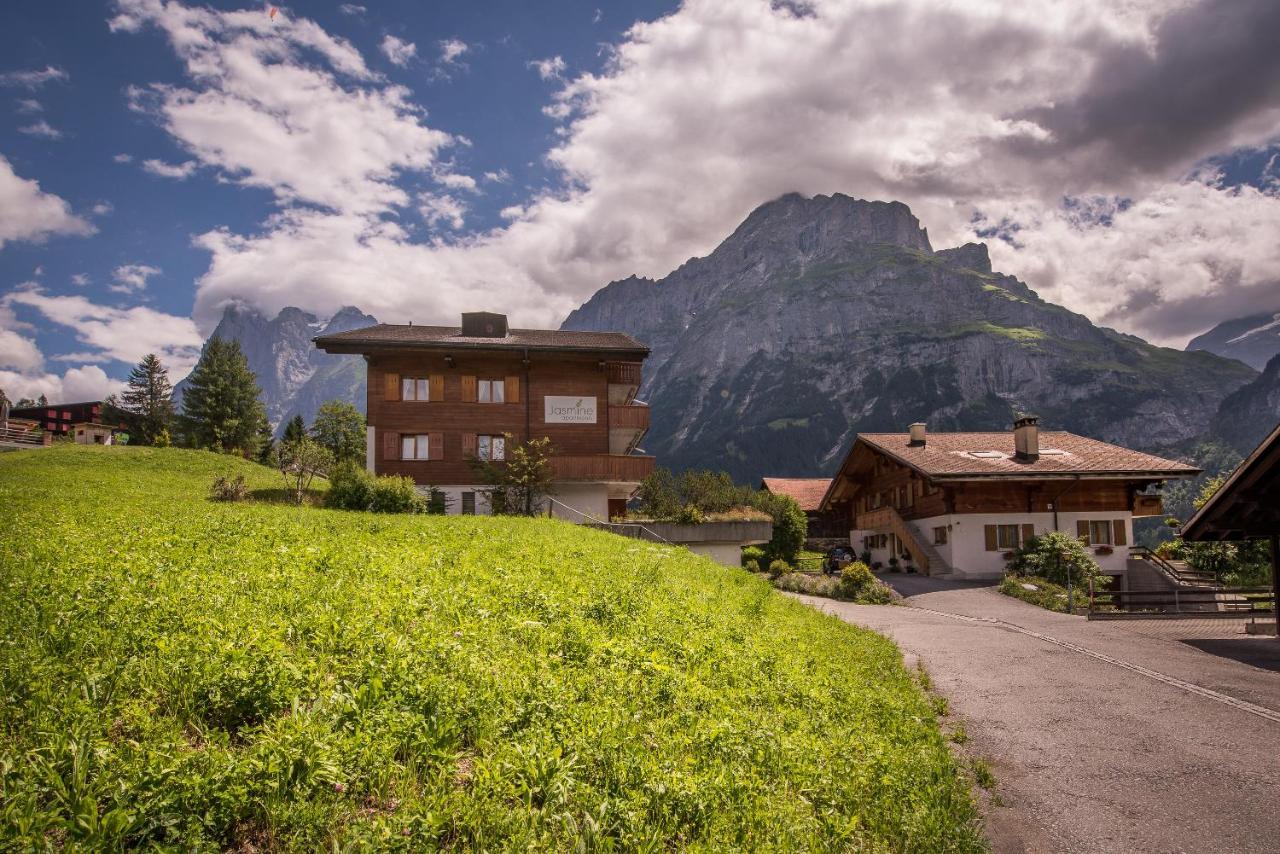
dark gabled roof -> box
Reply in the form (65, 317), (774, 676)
(760, 478), (833, 512)
(1181, 421), (1280, 541)
(314, 323), (648, 356)
(855, 431), (1199, 478)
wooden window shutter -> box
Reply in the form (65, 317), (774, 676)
(1021, 523), (1035, 546)
(429, 374), (444, 402)
(504, 376), (520, 404)
(461, 433), (477, 457)
(383, 430), (400, 460)
(1113, 519), (1127, 546)
(384, 372), (401, 401)
(461, 375), (477, 403)
(429, 432), (444, 461)
(984, 525), (998, 551)
(1076, 519), (1090, 544)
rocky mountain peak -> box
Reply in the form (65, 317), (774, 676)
(723, 192), (933, 259)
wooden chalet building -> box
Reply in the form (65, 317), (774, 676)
(314, 312), (653, 521)
(819, 417), (1199, 580)
(7, 400), (109, 438)
(759, 477), (846, 541)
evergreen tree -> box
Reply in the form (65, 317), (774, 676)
(310, 400), (365, 463)
(115, 354), (174, 445)
(179, 337), (268, 455)
(282, 414), (307, 444)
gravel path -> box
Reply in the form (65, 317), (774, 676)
(792, 579), (1280, 853)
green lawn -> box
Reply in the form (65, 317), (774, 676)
(0, 446), (981, 851)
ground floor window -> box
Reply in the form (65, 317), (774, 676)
(933, 526), (948, 545)
(996, 524), (1020, 550)
(1088, 520), (1113, 546)
(401, 434), (430, 460)
(461, 491), (476, 515)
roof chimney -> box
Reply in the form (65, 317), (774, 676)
(1013, 415), (1039, 461)
(460, 311), (508, 338)
(908, 422), (926, 446)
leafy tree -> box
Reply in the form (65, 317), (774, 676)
(179, 337), (268, 455)
(468, 434), (555, 516)
(310, 400), (365, 463)
(637, 468), (682, 520)
(282, 414), (306, 445)
(748, 490), (808, 564)
(1006, 530), (1101, 586)
(1161, 475), (1272, 585)
(15, 395), (47, 409)
(272, 437), (333, 505)
(109, 354), (174, 445)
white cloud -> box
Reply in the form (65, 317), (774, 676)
(18, 120), (62, 140)
(439, 38), (468, 65)
(114, 0), (454, 216)
(15, 98), (42, 113)
(0, 365), (122, 404)
(91, 201), (113, 216)
(483, 169), (510, 184)
(141, 158), (197, 179)
(126, 0), (1280, 348)
(71, 273), (90, 287)
(2, 288), (203, 379)
(0, 154), (93, 250)
(110, 263), (162, 294)
(531, 56), (566, 81)
(0, 65), (68, 89)
(0, 327), (42, 372)
(436, 172), (477, 191)
(113, 153), (133, 164)
(380, 35), (417, 67)
(339, 4), (366, 15)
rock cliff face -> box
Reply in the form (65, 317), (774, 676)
(175, 304), (375, 434)
(1211, 353), (1280, 454)
(563, 193), (1258, 482)
(1186, 311), (1280, 371)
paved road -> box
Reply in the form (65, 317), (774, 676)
(792, 579), (1280, 854)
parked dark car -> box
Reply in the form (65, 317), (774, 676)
(824, 546), (855, 575)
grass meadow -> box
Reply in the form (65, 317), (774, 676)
(0, 446), (982, 850)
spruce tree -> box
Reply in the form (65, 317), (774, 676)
(180, 337), (268, 454)
(117, 354), (174, 445)
(282, 414), (307, 445)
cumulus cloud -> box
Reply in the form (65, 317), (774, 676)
(0, 154), (93, 249)
(110, 263), (162, 294)
(3, 288), (203, 378)
(0, 327), (43, 372)
(0, 65), (68, 89)
(0, 365), (122, 403)
(380, 35), (417, 67)
(141, 158), (197, 179)
(531, 56), (566, 81)
(438, 38), (468, 65)
(122, 0), (1280, 346)
(18, 120), (62, 140)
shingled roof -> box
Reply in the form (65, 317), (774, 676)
(314, 323), (648, 355)
(760, 477), (833, 512)
(854, 431), (1199, 479)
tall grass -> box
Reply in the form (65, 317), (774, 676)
(0, 446), (982, 850)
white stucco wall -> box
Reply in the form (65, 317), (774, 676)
(853, 513), (1135, 580)
(414, 485), (493, 516)
(687, 543), (748, 567)
(546, 483), (610, 524)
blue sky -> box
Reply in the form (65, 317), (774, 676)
(2, 0), (1279, 403)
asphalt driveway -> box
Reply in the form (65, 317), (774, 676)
(792, 579), (1280, 853)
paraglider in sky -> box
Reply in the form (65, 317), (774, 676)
(268, 6), (279, 21)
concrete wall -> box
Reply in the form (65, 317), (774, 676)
(547, 483), (610, 524)
(854, 512), (1135, 580)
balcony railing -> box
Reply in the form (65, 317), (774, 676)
(608, 404), (650, 431)
(551, 454), (655, 483)
(606, 362), (642, 385)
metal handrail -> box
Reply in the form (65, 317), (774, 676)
(1130, 546), (1218, 585)
(546, 495), (673, 545)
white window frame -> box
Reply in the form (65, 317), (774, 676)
(996, 524), (1020, 550)
(401, 434), (430, 460)
(401, 377), (430, 402)
(1088, 520), (1113, 546)
(477, 378), (505, 404)
(478, 434), (505, 461)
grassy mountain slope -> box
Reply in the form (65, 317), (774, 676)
(0, 447), (980, 850)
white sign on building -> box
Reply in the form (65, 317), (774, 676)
(544, 395), (598, 424)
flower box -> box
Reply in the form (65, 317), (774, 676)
(1094, 546), (1114, 556)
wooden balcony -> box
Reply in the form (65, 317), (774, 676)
(1132, 495), (1164, 518)
(551, 454), (655, 483)
(606, 362), (642, 385)
(608, 404), (650, 431)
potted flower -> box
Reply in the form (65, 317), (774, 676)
(1094, 545), (1114, 556)
(888, 556), (900, 573)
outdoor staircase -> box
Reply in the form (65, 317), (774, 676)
(1121, 548), (1250, 614)
(1130, 547), (1219, 586)
(858, 506), (951, 576)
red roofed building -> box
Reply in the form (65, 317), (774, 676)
(819, 417), (1199, 580)
(759, 477), (847, 540)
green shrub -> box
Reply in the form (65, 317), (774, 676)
(768, 559), (792, 578)
(674, 504), (706, 525)
(209, 473), (247, 501)
(838, 560), (875, 598)
(325, 462), (375, 510)
(743, 559), (760, 573)
(741, 545), (765, 567)
(998, 574), (1092, 613)
(369, 474), (426, 514)
(1007, 530), (1101, 586)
